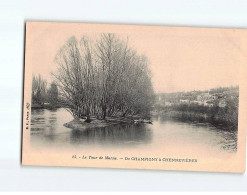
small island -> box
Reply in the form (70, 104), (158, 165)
(64, 115), (153, 131)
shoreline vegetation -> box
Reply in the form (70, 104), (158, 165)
(31, 103), (61, 110)
(156, 110), (237, 131)
(152, 104), (238, 131)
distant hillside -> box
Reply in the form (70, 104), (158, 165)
(155, 86), (239, 108)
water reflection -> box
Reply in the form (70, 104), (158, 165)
(155, 114), (238, 151)
(31, 108), (58, 134)
(70, 124), (153, 146)
(30, 108), (237, 152)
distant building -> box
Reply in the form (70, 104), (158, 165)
(219, 99), (226, 107)
(164, 101), (173, 106)
(180, 99), (189, 104)
(190, 100), (199, 104)
(158, 95), (162, 102)
(211, 95), (217, 100)
(204, 101), (214, 107)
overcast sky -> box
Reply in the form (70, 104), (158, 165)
(29, 22), (243, 93)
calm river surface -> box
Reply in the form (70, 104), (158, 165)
(30, 108), (237, 154)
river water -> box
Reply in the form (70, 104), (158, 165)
(30, 108), (237, 154)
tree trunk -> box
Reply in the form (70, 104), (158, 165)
(85, 115), (91, 123)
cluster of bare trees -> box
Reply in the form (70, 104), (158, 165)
(32, 75), (58, 107)
(54, 33), (154, 120)
(32, 75), (47, 106)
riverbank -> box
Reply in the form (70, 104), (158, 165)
(31, 104), (61, 110)
(159, 110), (238, 131)
(64, 117), (152, 131)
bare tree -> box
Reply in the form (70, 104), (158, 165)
(54, 33), (154, 121)
(47, 82), (59, 107)
(32, 74), (47, 106)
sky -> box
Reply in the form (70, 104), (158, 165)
(28, 22), (245, 93)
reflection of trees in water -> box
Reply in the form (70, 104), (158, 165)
(155, 114), (238, 152)
(70, 124), (153, 146)
(218, 130), (237, 151)
(47, 115), (57, 140)
(31, 109), (46, 131)
(30, 109), (58, 142)
(152, 115), (179, 125)
(31, 108), (45, 115)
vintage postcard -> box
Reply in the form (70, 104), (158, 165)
(22, 22), (247, 173)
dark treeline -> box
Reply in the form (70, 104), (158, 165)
(162, 101), (238, 130)
(53, 33), (154, 120)
(32, 74), (59, 108)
